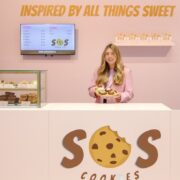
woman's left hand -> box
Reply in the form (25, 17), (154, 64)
(115, 94), (121, 103)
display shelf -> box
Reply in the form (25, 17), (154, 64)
(114, 40), (175, 47)
(0, 70), (47, 108)
(0, 103), (39, 108)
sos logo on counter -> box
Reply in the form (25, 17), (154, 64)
(61, 126), (161, 180)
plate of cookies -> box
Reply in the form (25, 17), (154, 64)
(95, 87), (120, 97)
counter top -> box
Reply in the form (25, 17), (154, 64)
(0, 103), (171, 111)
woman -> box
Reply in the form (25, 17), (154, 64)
(88, 43), (134, 103)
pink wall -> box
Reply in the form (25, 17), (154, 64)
(0, 0), (180, 108)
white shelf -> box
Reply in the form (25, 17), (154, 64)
(114, 41), (175, 47)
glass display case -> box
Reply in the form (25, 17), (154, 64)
(0, 70), (46, 107)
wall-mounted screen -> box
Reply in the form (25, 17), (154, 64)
(20, 24), (75, 55)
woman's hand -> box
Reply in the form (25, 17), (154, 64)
(97, 84), (104, 88)
(95, 85), (104, 99)
(94, 91), (101, 101)
(115, 94), (121, 103)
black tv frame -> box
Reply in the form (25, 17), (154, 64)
(20, 23), (76, 55)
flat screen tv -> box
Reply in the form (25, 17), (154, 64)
(20, 24), (75, 55)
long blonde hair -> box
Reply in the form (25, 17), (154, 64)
(96, 43), (124, 86)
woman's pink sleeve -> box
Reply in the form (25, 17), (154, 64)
(88, 70), (98, 98)
(120, 69), (134, 103)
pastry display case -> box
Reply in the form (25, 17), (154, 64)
(0, 70), (46, 107)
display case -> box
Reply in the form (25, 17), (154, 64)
(0, 70), (46, 107)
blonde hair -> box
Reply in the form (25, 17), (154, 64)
(96, 43), (124, 86)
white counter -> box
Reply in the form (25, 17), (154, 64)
(0, 103), (171, 111)
(0, 103), (179, 180)
(44, 103), (171, 111)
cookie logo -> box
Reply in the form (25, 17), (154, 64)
(89, 126), (131, 168)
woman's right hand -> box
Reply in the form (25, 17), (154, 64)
(94, 84), (104, 100)
(94, 91), (101, 101)
(95, 91), (100, 97)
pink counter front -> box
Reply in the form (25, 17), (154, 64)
(0, 103), (179, 180)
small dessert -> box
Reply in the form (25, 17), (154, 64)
(19, 94), (29, 102)
(0, 95), (8, 101)
(5, 92), (15, 96)
(15, 98), (19, 104)
(27, 80), (38, 89)
(3, 81), (16, 88)
(8, 96), (16, 104)
(96, 87), (107, 96)
(96, 87), (120, 97)
(0, 92), (18, 104)
(106, 88), (114, 95)
(106, 89), (119, 96)
(17, 81), (30, 88)
(28, 93), (37, 104)
(98, 89), (107, 95)
(19, 80), (29, 84)
(7, 92), (17, 104)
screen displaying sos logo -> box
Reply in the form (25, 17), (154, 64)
(51, 39), (69, 46)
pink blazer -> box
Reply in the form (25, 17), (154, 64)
(88, 67), (134, 103)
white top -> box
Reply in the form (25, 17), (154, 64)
(106, 69), (115, 89)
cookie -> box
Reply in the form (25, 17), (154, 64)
(19, 94), (28, 102)
(28, 93), (37, 104)
(96, 87), (107, 95)
(107, 89), (115, 95)
(89, 126), (131, 168)
(96, 87), (119, 97)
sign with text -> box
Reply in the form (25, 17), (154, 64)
(20, 4), (176, 17)
(49, 110), (170, 180)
